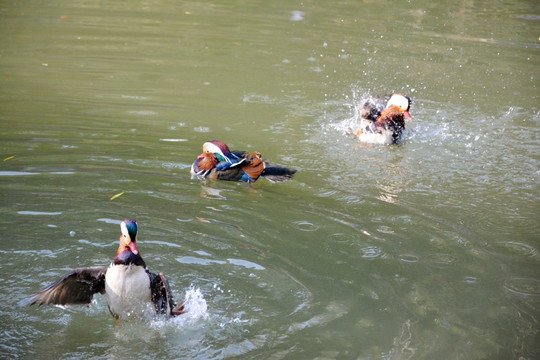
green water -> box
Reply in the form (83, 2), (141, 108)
(1, 0), (539, 359)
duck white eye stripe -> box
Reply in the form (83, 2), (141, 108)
(386, 94), (408, 110)
(205, 143), (232, 163)
(121, 222), (129, 239)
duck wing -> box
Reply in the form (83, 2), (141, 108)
(149, 271), (185, 317)
(20, 267), (107, 306)
(359, 95), (388, 121)
(230, 150), (247, 160)
(211, 153), (256, 181)
(240, 152), (265, 181)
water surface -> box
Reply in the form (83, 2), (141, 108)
(1, 0), (539, 359)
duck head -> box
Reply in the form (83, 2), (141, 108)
(196, 150), (219, 171)
(118, 219), (139, 256)
(386, 94), (412, 119)
(202, 140), (235, 163)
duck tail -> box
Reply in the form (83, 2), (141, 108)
(261, 165), (297, 182)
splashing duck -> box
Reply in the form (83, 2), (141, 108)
(358, 95), (389, 122)
(191, 140), (297, 182)
(20, 220), (186, 320)
(355, 93), (412, 145)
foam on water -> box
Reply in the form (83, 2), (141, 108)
(150, 286), (208, 330)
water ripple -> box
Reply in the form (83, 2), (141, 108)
(0, 171), (75, 176)
(18, 211), (62, 216)
(484, 241), (538, 258)
(503, 277), (540, 296)
(328, 233), (356, 244)
(96, 218), (122, 224)
(426, 253), (457, 268)
(463, 276), (479, 284)
(287, 301), (348, 332)
(176, 256), (226, 266)
(360, 246), (385, 259)
(0, 171), (39, 176)
(227, 258), (265, 271)
(159, 138), (188, 142)
(291, 221), (320, 232)
(399, 254), (419, 263)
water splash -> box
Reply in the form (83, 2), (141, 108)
(329, 91), (368, 136)
(327, 89), (395, 144)
(150, 286), (208, 330)
(176, 287), (208, 322)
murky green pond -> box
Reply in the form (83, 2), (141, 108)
(1, 0), (539, 358)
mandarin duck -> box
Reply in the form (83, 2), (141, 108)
(20, 220), (185, 320)
(355, 93), (412, 145)
(191, 140), (297, 182)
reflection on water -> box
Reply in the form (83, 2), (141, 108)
(17, 211), (63, 216)
(1, 0), (539, 358)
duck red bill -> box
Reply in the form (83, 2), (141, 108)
(128, 241), (139, 255)
(404, 111), (411, 119)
